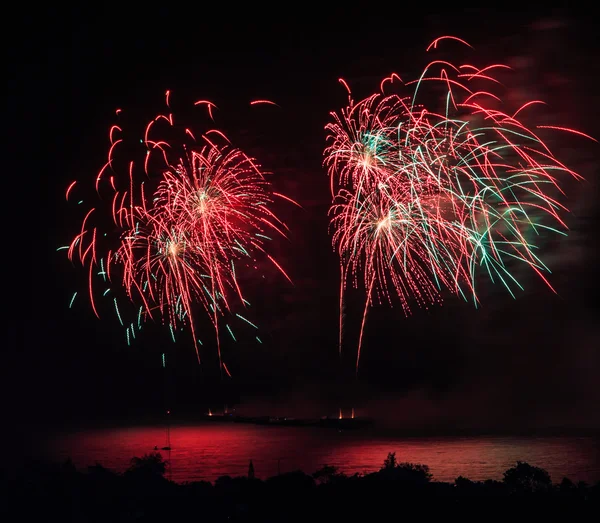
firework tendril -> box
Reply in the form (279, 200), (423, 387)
(63, 92), (295, 374)
(325, 36), (595, 371)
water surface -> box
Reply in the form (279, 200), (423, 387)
(45, 423), (599, 484)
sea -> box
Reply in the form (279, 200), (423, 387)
(41, 422), (600, 484)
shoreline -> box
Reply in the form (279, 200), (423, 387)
(38, 417), (600, 439)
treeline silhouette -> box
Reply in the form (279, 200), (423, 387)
(4, 452), (598, 521)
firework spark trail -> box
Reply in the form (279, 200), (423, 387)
(64, 92), (295, 373)
(325, 37), (593, 372)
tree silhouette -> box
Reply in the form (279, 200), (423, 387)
(559, 477), (576, 491)
(379, 452), (432, 483)
(125, 453), (167, 480)
(503, 461), (551, 493)
(312, 465), (341, 484)
(455, 475), (475, 489)
(382, 452), (397, 469)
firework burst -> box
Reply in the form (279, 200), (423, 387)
(63, 92), (295, 373)
(325, 36), (595, 370)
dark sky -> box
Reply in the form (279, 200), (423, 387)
(8, 7), (599, 434)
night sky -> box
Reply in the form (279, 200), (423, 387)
(8, 7), (599, 435)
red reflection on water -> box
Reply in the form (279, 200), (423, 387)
(46, 424), (599, 484)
